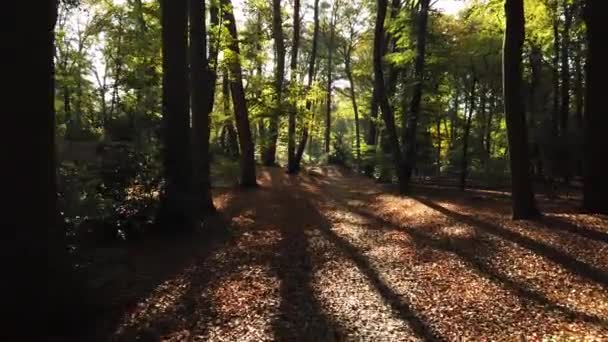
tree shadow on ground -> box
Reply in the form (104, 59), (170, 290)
(294, 177), (442, 341)
(538, 215), (608, 244)
(339, 200), (608, 328)
(267, 172), (342, 341)
(411, 195), (608, 288)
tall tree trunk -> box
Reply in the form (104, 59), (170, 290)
(503, 0), (539, 219)
(460, 78), (476, 191)
(551, 9), (560, 138)
(367, 87), (380, 145)
(325, 1), (338, 155)
(158, 0), (194, 228)
(222, 0), (257, 186)
(582, 0), (608, 214)
(366, 0), (399, 151)
(287, 0), (301, 173)
(374, 0), (406, 192)
(436, 116), (441, 176)
(574, 36), (584, 129)
(448, 85), (460, 151)
(294, 0), (320, 171)
(485, 92), (495, 162)
(560, 0), (572, 136)
(189, 0), (215, 214)
(403, 0), (430, 185)
(344, 45), (361, 163)
(263, 0), (286, 166)
(528, 45), (542, 175)
(222, 73), (239, 158)
(9, 1), (87, 334)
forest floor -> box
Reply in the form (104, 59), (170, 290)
(93, 166), (607, 341)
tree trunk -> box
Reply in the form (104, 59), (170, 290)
(367, 87), (380, 145)
(560, 0), (572, 136)
(403, 0), (430, 185)
(436, 116), (441, 176)
(551, 10), (560, 138)
(222, 0), (257, 186)
(503, 0), (539, 219)
(574, 36), (583, 129)
(287, 0), (301, 173)
(582, 0), (608, 214)
(345, 45), (361, 163)
(158, 0), (194, 229)
(294, 0), (320, 171)
(325, 1), (338, 155)
(189, 0), (215, 214)
(264, 0), (286, 166)
(374, 0), (406, 192)
(460, 78), (476, 191)
(485, 93), (495, 162)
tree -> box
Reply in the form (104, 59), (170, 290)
(374, 0), (406, 193)
(582, 0), (608, 214)
(294, 0), (321, 171)
(263, 0), (286, 166)
(287, 0), (301, 173)
(341, 4), (363, 164)
(157, 0), (194, 228)
(325, 0), (340, 154)
(403, 0), (431, 186)
(222, 0), (257, 187)
(503, 0), (539, 219)
(189, 0), (215, 213)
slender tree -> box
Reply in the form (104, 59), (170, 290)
(374, 0), (406, 192)
(582, 0), (608, 214)
(503, 0), (539, 219)
(460, 76), (476, 191)
(190, 0), (215, 213)
(294, 0), (320, 171)
(287, 0), (301, 173)
(264, 0), (286, 166)
(560, 0), (572, 136)
(222, 0), (257, 186)
(325, 0), (339, 154)
(403, 0), (431, 185)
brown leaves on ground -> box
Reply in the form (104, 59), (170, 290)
(104, 167), (607, 341)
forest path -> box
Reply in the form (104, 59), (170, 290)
(113, 166), (608, 341)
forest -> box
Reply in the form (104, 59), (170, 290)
(8, 0), (608, 340)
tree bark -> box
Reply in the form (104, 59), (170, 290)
(325, 1), (339, 155)
(582, 0), (608, 214)
(503, 0), (539, 219)
(345, 45), (361, 163)
(294, 0), (320, 171)
(551, 8), (560, 138)
(263, 0), (286, 166)
(560, 0), (572, 135)
(403, 0), (430, 185)
(574, 36), (583, 129)
(222, 0), (257, 186)
(374, 0), (406, 192)
(189, 0), (215, 214)
(158, 0), (194, 229)
(460, 77), (476, 191)
(287, 0), (301, 173)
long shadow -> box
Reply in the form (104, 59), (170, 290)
(262, 170), (341, 340)
(412, 196), (608, 288)
(342, 203), (608, 327)
(295, 186), (441, 341)
(539, 215), (608, 245)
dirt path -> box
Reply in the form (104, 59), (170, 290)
(111, 167), (608, 341)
